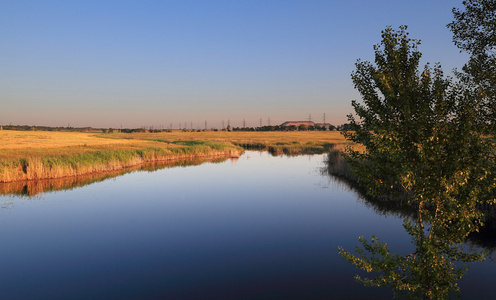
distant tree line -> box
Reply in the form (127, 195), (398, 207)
(231, 123), (337, 131)
(0, 125), (95, 132)
(1, 123), (353, 133)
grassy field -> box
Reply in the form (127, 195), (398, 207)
(102, 130), (353, 154)
(0, 130), (243, 182)
(0, 130), (352, 182)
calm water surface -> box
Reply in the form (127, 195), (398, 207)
(0, 151), (493, 299)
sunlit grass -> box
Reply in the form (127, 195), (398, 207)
(104, 130), (356, 154)
(0, 131), (158, 160)
(104, 130), (350, 145)
(0, 129), (359, 182)
(0, 130), (243, 182)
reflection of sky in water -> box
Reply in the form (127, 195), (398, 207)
(0, 151), (492, 299)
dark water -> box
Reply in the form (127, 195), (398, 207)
(0, 151), (493, 299)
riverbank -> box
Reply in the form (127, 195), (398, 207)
(0, 130), (350, 182)
(0, 131), (245, 182)
(0, 146), (242, 183)
(0, 156), (232, 197)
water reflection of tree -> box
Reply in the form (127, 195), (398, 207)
(323, 152), (496, 253)
(321, 152), (417, 220)
(322, 153), (490, 298)
(340, 219), (484, 299)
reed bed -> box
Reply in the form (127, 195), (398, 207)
(0, 143), (242, 183)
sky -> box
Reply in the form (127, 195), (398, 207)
(1, 0), (469, 129)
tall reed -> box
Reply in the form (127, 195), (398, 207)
(0, 144), (242, 183)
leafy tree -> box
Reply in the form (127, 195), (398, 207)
(449, 0), (495, 54)
(448, 0), (496, 131)
(298, 124), (308, 131)
(340, 26), (495, 299)
(337, 123), (352, 131)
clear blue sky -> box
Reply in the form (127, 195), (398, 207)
(1, 0), (468, 128)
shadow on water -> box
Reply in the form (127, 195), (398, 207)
(0, 156), (231, 199)
(321, 152), (496, 299)
(320, 151), (417, 220)
(321, 152), (496, 252)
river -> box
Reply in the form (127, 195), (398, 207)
(0, 151), (493, 299)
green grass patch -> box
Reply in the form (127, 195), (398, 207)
(143, 138), (171, 143)
(171, 140), (233, 151)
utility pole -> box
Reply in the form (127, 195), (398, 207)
(323, 113), (326, 124)
(204, 120), (207, 130)
(260, 118), (262, 128)
(243, 118), (246, 128)
(268, 117), (271, 126)
(190, 121), (193, 130)
(308, 114), (312, 122)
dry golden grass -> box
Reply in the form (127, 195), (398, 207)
(0, 130), (136, 149)
(0, 131), (175, 160)
(105, 130), (352, 147)
(0, 129), (357, 183)
(104, 130), (362, 155)
(0, 130), (355, 161)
